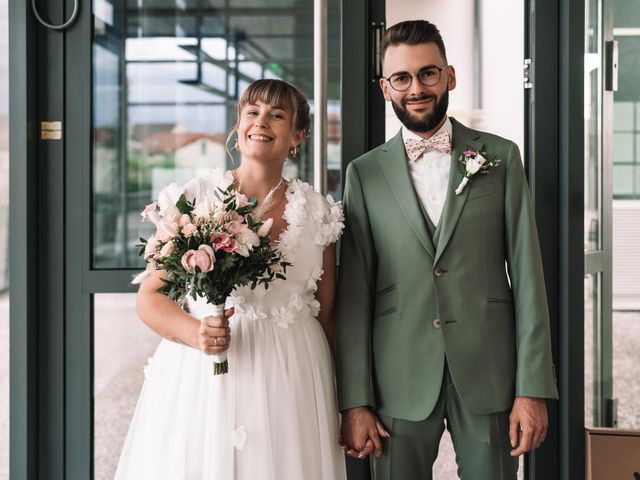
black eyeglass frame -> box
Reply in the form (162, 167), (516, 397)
(382, 65), (452, 92)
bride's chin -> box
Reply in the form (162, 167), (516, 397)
(241, 153), (287, 166)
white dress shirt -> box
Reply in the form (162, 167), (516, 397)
(402, 117), (452, 227)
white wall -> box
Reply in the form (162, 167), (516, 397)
(385, 0), (524, 153)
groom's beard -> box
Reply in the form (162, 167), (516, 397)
(391, 89), (449, 133)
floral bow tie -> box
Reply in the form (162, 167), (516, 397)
(404, 131), (452, 161)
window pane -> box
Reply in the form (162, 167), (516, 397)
(0, 0), (8, 475)
(613, 165), (634, 196)
(93, 294), (160, 479)
(613, 101), (634, 130)
(613, 132), (633, 162)
(92, 0), (342, 268)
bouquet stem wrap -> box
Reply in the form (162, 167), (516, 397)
(189, 299), (229, 375)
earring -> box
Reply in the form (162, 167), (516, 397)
(234, 140), (239, 151)
(289, 146), (298, 158)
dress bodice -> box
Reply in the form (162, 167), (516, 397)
(181, 171), (344, 329)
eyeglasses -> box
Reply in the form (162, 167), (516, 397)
(383, 65), (451, 92)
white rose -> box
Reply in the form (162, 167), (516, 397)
(466, 153), (486, 175)
(157, 183), (185, 212)
(192, 196), (215, 221)
(238, 229), (260, 249)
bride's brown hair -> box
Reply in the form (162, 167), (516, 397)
(226, 79), (310, 158)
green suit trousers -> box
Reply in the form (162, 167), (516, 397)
(371, 363), (518, 480)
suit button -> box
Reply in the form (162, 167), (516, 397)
(433, 319), (442, 328)
(434, 266), (446, 277)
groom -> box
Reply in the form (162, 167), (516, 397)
(335, 20), (558, 479)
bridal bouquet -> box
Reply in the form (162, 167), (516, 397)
(135, 183), (290, 374)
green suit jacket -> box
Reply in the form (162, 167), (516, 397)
(335, 118), (558, 421)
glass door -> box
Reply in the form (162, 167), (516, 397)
(583, 0), (615, 429)
(610, 0), (640, 431)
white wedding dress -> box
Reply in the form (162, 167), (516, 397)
(115, 171), (347, 480)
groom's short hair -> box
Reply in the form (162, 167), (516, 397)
(380, 20), (447, 64)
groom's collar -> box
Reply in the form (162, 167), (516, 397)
(401, 116), (452, 144)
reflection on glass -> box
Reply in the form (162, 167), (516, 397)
(584, 273), (602, 427)
(92, 0), (342, 268)
(0, 0), (9, 475)
(93, 294), (160, 480)
(584, 0), (602, 251)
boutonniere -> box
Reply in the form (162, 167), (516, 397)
(455, 149), (502, 195)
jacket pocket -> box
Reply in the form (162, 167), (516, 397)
(375, 285), (397, 317)
(467, 180), (496, 201)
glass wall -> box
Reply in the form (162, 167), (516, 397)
(92, 0), (342, 268)
(0, 0), (8, 475)
(611, 0), (640, 428)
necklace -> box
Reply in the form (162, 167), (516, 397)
(232, 170), (286, 219)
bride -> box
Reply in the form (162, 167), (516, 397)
(115, 79), (347, 480)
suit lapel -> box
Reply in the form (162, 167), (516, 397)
(377, 131), (436, 259)
(434, 118), (483, 265)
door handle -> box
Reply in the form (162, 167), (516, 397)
(370, 23), (386, 83)
(605, 40), (619, 92)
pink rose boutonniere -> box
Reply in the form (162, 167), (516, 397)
(455, 148), (502, 195)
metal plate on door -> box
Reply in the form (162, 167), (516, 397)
(41, 121), (62, 140)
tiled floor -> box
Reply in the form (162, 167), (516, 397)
(1, 292), (638, 479)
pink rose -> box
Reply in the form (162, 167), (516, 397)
(159, 241), (174, 258)
(211, 233), (238, 253)
(144, 235), (160, 259)
(235, 192), (251, 208)
(156, 220), (180, 242)
(180, 245), (216, 273)
(227, 220), (248, 235)
(181, 223), (197, 238)
(163, 206), (182, 225)
(179, 214), (192, 227)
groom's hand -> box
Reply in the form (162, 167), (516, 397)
(509, 396), (548, 456)
(340, 407), (389, 459)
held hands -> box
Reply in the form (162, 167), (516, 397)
(509, 396), (548, 456)
(197, 308), (234, 355)
(340, 407), (390, 459)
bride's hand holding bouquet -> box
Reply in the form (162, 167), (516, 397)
(135, 182), (290, 374)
